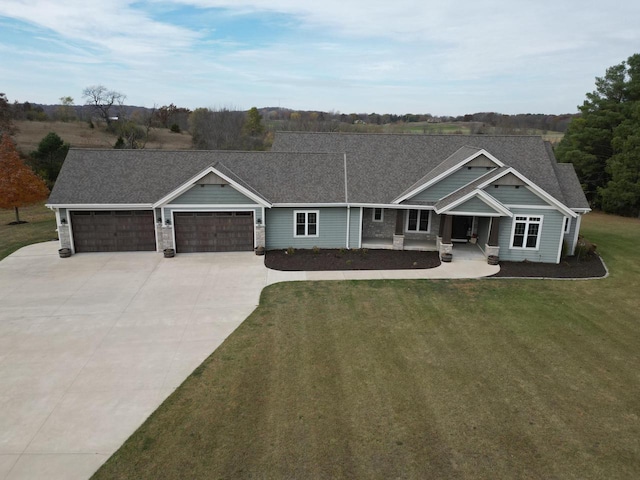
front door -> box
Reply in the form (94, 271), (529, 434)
(452, 216), (473, 242)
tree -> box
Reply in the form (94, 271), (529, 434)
(56, 96), (75, 122)
(556, 54), (640, 212)
(29, 132), (70, 188)
(243, 107), (264, 137)
(188, 107), (245, 150)
(82, 85), (125, 128)
(0, 93), (15, 136)
(0, 134), (49, 223)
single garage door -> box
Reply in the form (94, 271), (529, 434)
(71, 211), (156, 252)
(174, 211), (254, 253)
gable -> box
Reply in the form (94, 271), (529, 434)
(484, 184), (548, 206)
(407, 166), (495, 203)
(171, 184), (255, 205)
(448, 196), (501, 215)
(466, 154), (500, 168)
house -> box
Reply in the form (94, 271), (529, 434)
(47, 133), (590, 263)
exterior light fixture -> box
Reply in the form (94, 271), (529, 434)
(157, 217), (162, 223)
(257, 218), (262, 225)
(60, 218), (67, 225)
(165, 218), (171, 226)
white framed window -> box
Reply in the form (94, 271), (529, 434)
(405, 209), (430, 233)
(372, 208), (384, 222)
(293, 210), (319, 237)
(564, 217), (570, 233)
(511, 215), (542, 249)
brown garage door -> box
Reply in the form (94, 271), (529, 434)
(174, 211), (254, 253)
(71, 211), (156, 252)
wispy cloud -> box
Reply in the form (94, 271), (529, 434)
(0, 1), (639, 113)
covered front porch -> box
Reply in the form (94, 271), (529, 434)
(360, 207), (501, 263)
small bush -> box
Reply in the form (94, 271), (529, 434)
(312, 245), (320, 254)
(575, 236), (597, 260)
(170, 123), (181, 133)
(286, 247), (295, 255)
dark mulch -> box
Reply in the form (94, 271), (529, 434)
(490, 253), (607, 278)
(265, 248), (441, 271)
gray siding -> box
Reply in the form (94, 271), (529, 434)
(563, 215), (579, 255)
(172, 184), (254, 205)
(265, 207), (349, 250)
(484, 185), (548, 206)
(450, 196), (497, 214)
(498, 208), (564, 263)
(349, 208), (361, 249)
(410, 167), (491, 203)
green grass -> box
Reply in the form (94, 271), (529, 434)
(0, 203), (57, 260)
(93, 212), (639, 479)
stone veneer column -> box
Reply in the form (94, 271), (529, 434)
(439, 215), (453, 257)
(486, 217), (500, 258)
(255, 225), (265, 249)
(161, 225), (174, 250)
(393, 210), (405, 250)
(58, 224), (72, 249)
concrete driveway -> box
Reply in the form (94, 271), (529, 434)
(0, 242), (268, 480)
(0, 241), (497, 480)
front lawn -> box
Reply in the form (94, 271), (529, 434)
(0, 203), (57, 260)
(93, 212), (640, 480)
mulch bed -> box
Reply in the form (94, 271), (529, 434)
(490, 253), (607, 278)
(265, 248), (608, 279)
(265, 248), (441, 271)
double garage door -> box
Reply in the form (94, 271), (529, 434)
(71, 211), (156, 252)
(174, 211), (254, 253)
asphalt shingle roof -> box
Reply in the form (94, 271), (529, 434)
(272, 132), (571, 205)
(49, 133), (588, 212)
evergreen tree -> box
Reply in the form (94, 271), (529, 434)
(556, 53), (640, 214)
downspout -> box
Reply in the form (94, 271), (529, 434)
(344, 153), (350, 249)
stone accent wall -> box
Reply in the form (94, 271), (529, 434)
(362, 208), (396, 239)
(485, 245), (500, 258)
(58, 225), (71, 249)
(255, 225), (265, 248)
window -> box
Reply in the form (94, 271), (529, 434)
(372, 208), (384, 222)
(564, 217), (570, 233)
(294, 210), (318, 237)
(511, 216), (542, 249)
(406, 209), (430, 233)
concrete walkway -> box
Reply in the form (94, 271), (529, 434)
(0, 242), (498, 480)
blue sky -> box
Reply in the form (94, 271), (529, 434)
(0, 1), (639, 115)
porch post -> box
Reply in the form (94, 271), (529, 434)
(488, 217), (500, 246)
(439, 214), (453, 259)
(393, 210), (405, 250)
(442, 215), (452, 244)
(485, 216), (500, 261)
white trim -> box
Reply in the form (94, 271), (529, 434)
(571, 214), (582, 256)
(405, 209), (432, 234)
(504, 204), (557, 210)
(351, 203), (434, 210)
(476, 167), (577, 218)
(273, 203), (348, 207)
(46, 203), (152, 209)
(509, 215), (544, 251)
(572, 208), (591, 213)
(358, 207), (363, 248)
(293, 210), (320, 238)
(556, 217), (566, 264)
(372, 207), (384, 222)
(436, 189), (512, 217)
(153, 166), (271, 208)
(346, 206), (350, 248)
(563, 217), (570, 233)
(154, 208), (161, 252)
(66, 211), (76, 254)
(164, 203), (261, 209)
(392, 148), (504, 204)
(261, 206), (266, 227)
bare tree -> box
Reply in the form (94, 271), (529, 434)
(188, 107), (245, 150)
(82, 85), (125, 128)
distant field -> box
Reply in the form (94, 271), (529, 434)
(13, 120), (193, 154)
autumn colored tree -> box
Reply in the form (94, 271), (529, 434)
(0, 134), (49, 223)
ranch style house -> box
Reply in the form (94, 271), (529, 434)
(47, 132), (590, 264)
